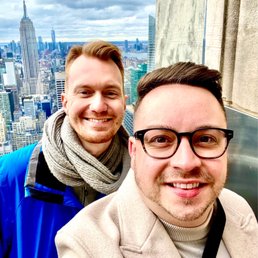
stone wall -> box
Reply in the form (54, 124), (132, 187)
(155, 0), (205, 67)
(155, 0), (258, 116)
(231, 0), (258, 115)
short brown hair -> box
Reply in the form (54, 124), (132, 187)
(64, 40), (124, 90)
(135, 62), (225, 114)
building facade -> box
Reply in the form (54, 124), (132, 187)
(147, 15), (156, 72)
(155, 0), (258, 116)
(55, 71), (65, 110)
(19, 0), (39, 95)
(2, 58), (17, 87)
(129, 63), (147, 104)
(0, 91), (12, 129)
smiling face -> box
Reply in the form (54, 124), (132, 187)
(62, 55), (126, 156)
(129, 84), (228, 227)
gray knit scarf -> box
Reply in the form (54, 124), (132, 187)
(42, 109), (130, 195)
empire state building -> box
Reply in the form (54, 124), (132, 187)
(19, 0), (39, 95)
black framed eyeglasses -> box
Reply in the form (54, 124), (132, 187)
(134, 127), (234, 159)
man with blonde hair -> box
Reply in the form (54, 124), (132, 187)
(0, 40), (130, 258)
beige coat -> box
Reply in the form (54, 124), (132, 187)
(56, 169), (258, 258)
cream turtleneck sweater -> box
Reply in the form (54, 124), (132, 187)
(160, 208), (231, 258)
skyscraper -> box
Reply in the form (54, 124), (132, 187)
(51, 28), (56, 50)
(0, 91), (12, 129)
(0, 113), (7, 143)
(23, 97), (36, 118)
(147, 15), (155, 72)
(130, 64), (147, 104)
(2, 57), (17, 88)
(38, 36), (44, 53)
(19, 0), (39, 95)
(0, 113), (12, 156)
(55, 71), (65, 110)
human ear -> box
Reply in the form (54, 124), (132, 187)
(129, 136), (137, 168)
(123, 95), (128, 110)
(128, 136), (136, 158)
(61, 92), (68, 114)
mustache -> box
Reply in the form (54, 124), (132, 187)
(158, 168), (215, 184)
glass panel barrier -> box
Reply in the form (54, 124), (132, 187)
(226, 107), (258, 219)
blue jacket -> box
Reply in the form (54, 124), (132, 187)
(0, 142), (84, 258)
(0, 110), (133, 258)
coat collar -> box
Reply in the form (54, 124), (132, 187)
(24, 141), (82, 209)
(220, 189), (258, 257)
(116, 169), (181, 257)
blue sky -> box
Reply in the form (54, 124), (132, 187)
(0, 0), (155, 43)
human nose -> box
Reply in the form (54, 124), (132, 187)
(169, 137), (202, 171)
(89, 93), (108, 113)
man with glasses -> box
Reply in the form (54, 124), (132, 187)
(56, 62), (258, 258)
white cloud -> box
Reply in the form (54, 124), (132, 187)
(0, 0), (155, 43)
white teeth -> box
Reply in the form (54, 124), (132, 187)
(172, 183), (199, 189)
(88, 118), (109, 122)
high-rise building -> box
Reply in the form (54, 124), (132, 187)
(41, 99), (52, 118)
(0, 112), (12, 155)
(23, 97), (36, 118)
(0, 113), (7, 143)
(2, 58), (17, 88)
(0, 113), (12, 156)
(134, 38), (143, 51)
(129, 63), (147, 104)
(13, 109), (23, 122)
(147, 15), (156, 72)
(11, 115), (41, 151)
(38, 36), (44, 53)
(19, 0), (39, 95)
(0, 141), (13, 156)
(0, 59), (6, 90)
(5, 89), (17, 121)
(124, 40), (129, 52)
(55, 71), (65, 110)
(0, 91), (12, 129)
(51, 28), (56, 50)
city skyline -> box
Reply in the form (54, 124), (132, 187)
(0, 0), (155, 43)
